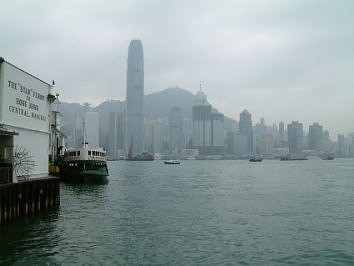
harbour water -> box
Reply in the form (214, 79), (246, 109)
(1, 159), (354, 265)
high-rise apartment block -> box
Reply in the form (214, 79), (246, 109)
(308, 122), (323, 151)
(145, 119), (165, 154)
(192, 89), (224, 155)
(85, 112), (99, 148)
(109, 111), (126, 159)
(239, 109), (253, 154)
(287, 121), (303, 153)
(169, 106), (183, 151)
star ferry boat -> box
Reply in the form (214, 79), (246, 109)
(59, 143), (109, 183)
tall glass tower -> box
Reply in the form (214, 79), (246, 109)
(169, 106), (183, 151)
(239, 109), (253, 154)
(126, 39), (144, 155)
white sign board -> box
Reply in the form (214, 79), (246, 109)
(0, 61), (51, 133)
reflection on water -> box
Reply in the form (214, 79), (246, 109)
(62, 182), (107, 195)
(0, 211), (60, 265)
(1, 159), (354, 265)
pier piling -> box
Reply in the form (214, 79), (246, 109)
(0, 177), (60, 225)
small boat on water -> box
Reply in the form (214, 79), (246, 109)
(164, 160), (181, 165)
(249, 155), (263, 162)
(322, 154), (334, 160)
(280, 155), (308, 161)
(126, 152), (154, 161)
(58, 143), (109, 183)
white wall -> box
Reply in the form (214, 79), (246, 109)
(12, 127), (49, 178)
(0, 60), (51, 180)
(0, 62), (50, 132)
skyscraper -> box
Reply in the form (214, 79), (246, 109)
(109, 111), (126, 159)
(192, 89), (224, 155)
(192, 89), (212, 148)
(239, 109), (253, 154)
(308, 122), (323, 151)
(278, 121), (286, 147)
(169, 106), (183, 151)
(287, 121), (303, 153)
(126, 39), (144, 155)
(85, 112), (99, 148)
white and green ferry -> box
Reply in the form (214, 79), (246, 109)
(59, 143), (109, 183)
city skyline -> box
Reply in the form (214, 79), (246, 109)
(2, 1), (354, 137)
(60, 86), (349, 143)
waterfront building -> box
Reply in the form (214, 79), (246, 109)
(192, 88), (224, 155)
(254, 118), (267, 135)
(259, 133), (275, 155)
(337, 134), (349, 156)
(234, 134), (248, 156)
(225, 131), (236, 154)
(0, 58), (60, 224)
(145, 119), (165, 154)
(169, 106), (183, 151)
(0, 58), (55, 182)
(85, 112), (99, 148)
(109, 111), (126, 159)
(126, 39), (144, 155)
(192, 89), (212, 149)
(211, 112), (224, 148)
(308, 123), (323, 151)
(183, 117), (193, 149)
(239, 109), (253, 155)
(278, 121), (286, 147)
(287, 121), (303, 154)
(322, 130), (332, 152)
(49, 95), (66, 164)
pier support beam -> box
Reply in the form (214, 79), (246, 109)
(0, 176), (60, 225)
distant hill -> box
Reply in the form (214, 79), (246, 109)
(59, 87), (236, 147)
(144, 87), (195, 119)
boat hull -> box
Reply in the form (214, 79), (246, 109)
(280, 157), (308, 161)
(59, 160), (109, 183)
(164, 160), (181, 164)
(249, 159), (262, 162)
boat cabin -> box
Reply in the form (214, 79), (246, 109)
(63, 146), (107, 161)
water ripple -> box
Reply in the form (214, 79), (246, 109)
(1, 159), (354, 265)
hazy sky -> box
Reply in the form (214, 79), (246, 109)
(2, 0), (354, 138)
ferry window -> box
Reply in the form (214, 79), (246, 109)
(78, 151), (80, 156)
(88, 151), (91, 155)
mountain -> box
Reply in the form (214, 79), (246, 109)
(144, 87), (195, 119)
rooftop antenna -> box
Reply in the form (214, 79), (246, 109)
(199, 81), (202, 92)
